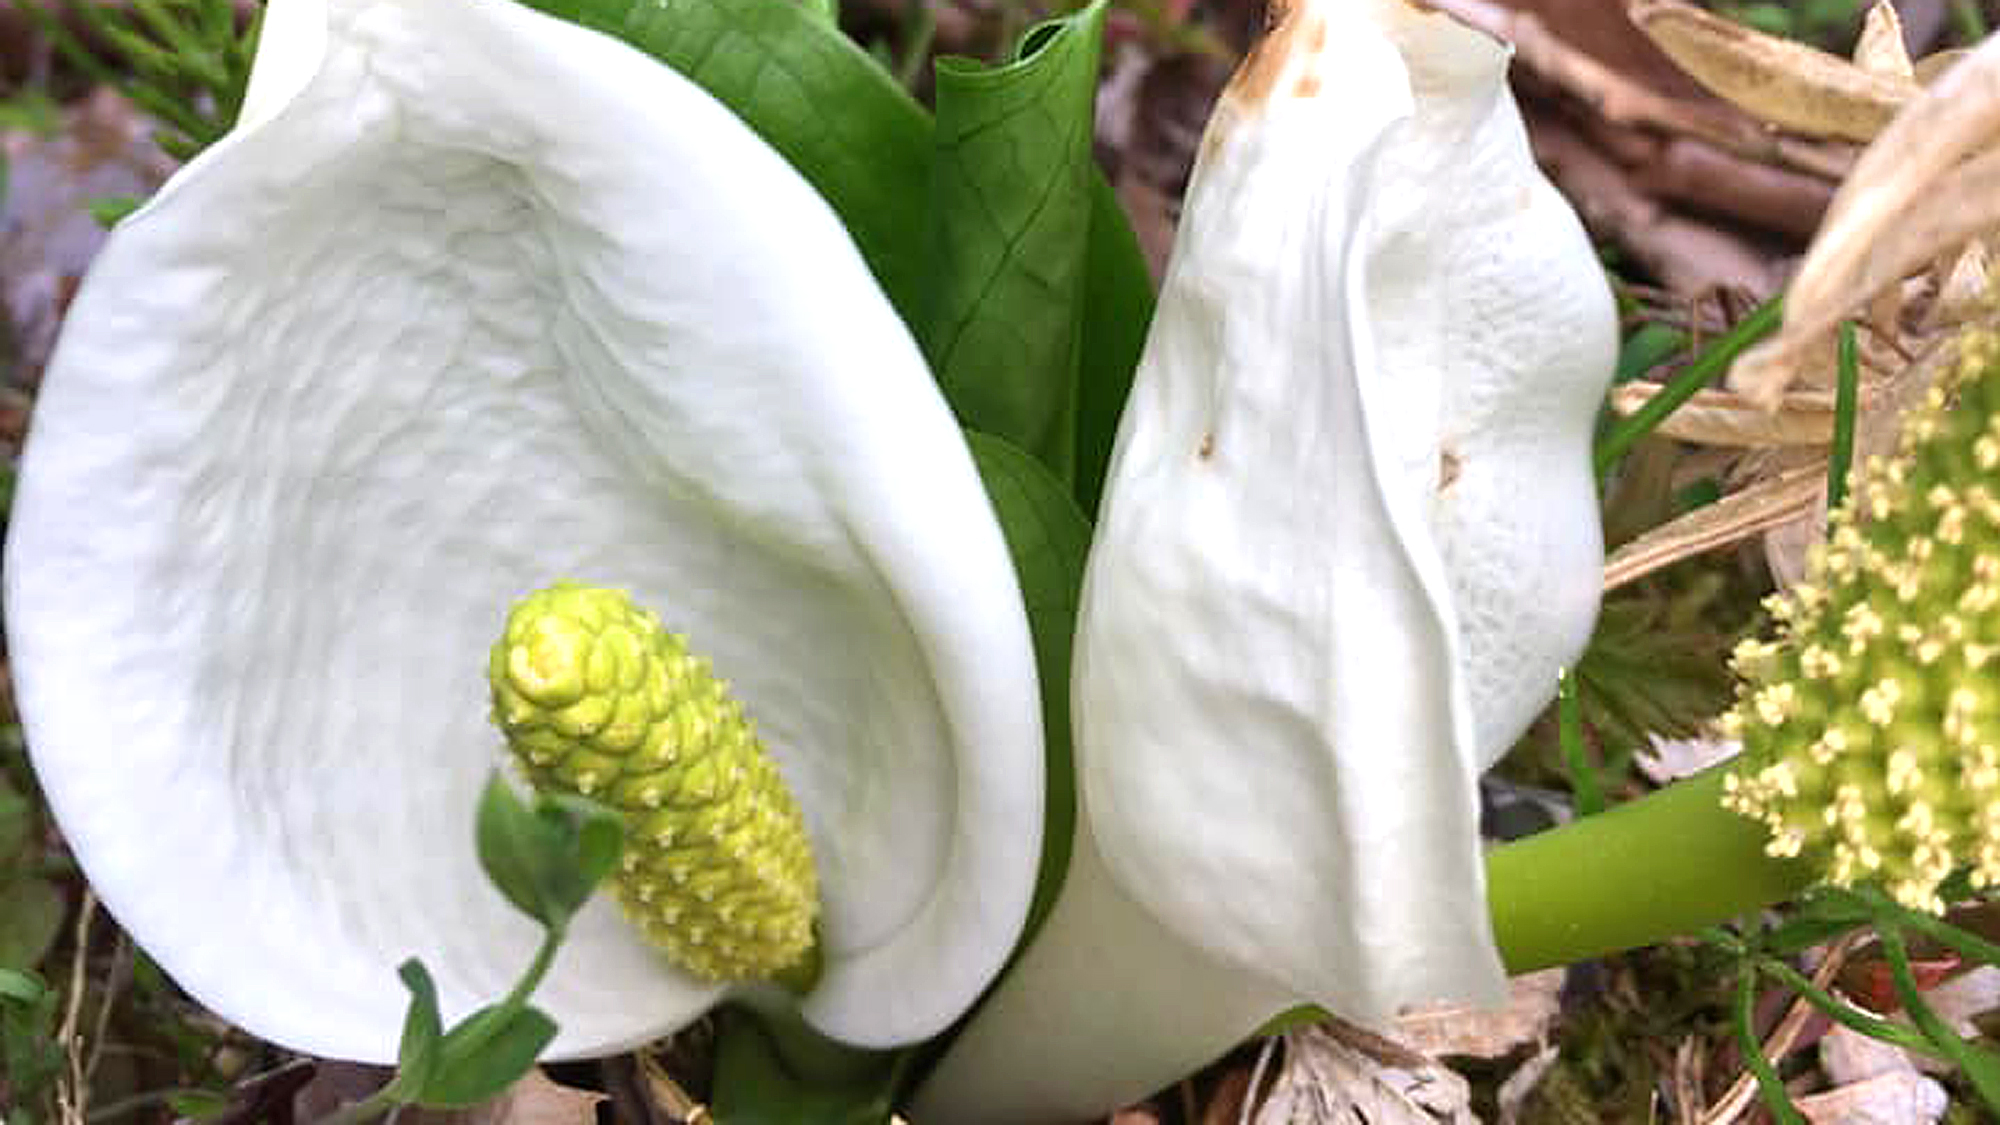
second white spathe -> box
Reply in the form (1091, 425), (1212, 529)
(914, 0), (1616, 1119)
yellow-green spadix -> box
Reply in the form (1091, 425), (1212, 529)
(490, 583), (819, 983)
(3, 0), (1041, 1063)
(1723, 330), (2000, 914)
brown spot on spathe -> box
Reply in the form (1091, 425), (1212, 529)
(1198, 432), (1216, 460)
(1220, 0), (1328, 108)
(1439, 447), (1462, 491)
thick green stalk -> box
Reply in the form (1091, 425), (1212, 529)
(1486, 767), (1814, 972)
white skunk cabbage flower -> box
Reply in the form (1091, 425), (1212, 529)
(4, 0), (1042, 1063)
(914, 0), (1615, 1119)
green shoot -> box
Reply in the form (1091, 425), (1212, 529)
(320, 776), (623, 1123)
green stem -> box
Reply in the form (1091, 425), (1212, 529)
(1753, 957), (1938, 1057)
(1880, 925), (2000, 1110)
(1556, 668), (1600, 816)
(499, 925), (563, 1014)
(1486, 767), (1815, 973)
(1735, 967), (1806, 1125)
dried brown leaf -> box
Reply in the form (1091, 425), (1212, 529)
(1629, 0), (1913, 142)
(1793, 1071), (1947, 1124)
(1609, 383), (1834, 446)
(463, 1070), (605, 1125)
(1602, 462), (1822, 591)
(1392, 969), (1563, 1061)
(1819, 1022), (1918, 1087)
(1495, 1044), (1559, 1125)
(1915, 47), (1970, 85)
(1853, 0), (1913, 83)
(1733, 34), (2000, 406)
(1251, 1025), (1474, 1125)
(1635, 733), (1741, 783)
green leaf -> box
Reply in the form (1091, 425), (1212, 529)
(965, 430), (1090, 945)
(164, 1089), (233, 1118)
(509, 0), (1155, 509)
(0, 966), (46, 1003)
(391, 959), (444, 1096)
(0, 775), (31, 861)
(417, 1003), (559, 1108)
(923, 2), (1107, 483)
(1071, 175), (1153, 517)
(710, 1008), (897, 1125)
(476, 774), (565, 926)
(536, 792), (626, 897)
(1, 966), (61, 1115)
(473, 774), (622, 929)
(88, 195), (144, 229)
(0, 875), (63, 969)
(513, 0), (932, 324)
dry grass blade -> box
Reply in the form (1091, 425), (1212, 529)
(1428, 0), (1852, 181)
(1603, 462), (1823, 591)
(1852, 0), (1914, 83)
(1734, 33), (2000, 406)
(1608, 384), (1834, 447)
(1628, 0), (1914, 142)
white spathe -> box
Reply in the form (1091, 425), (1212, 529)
(913, 0), (1614, 1120)
(5, 0), (1043, 1062)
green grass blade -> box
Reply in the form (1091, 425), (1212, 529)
(1826, 320), (1858, 510)
(1594, 296), (1785, 479)
(1735, 966), (1806, 1125)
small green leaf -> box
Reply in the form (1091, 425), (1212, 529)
(88, 195), (143, 228)
(164, 1089), (233, 1118)
(474, 774), (622, 929)
(965, 430), (1090, 946)
(0, 875), (64, 969)
(1613, 322), (1687, 384)
(1, 966), (62, 1115)
(0, 777), (32, 863)
(416, 1004), (559, 1108)
(391, 958), (444, 1095)
(923, 1), (1108, 483)
(0, 966), (46, 1003)
(533, 791), (626, 909)
(476, 774), (563, 926)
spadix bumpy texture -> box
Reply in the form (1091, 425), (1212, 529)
(490, 584), (817, 981)
(1723, 332), (2000, 914)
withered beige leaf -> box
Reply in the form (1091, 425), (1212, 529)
(1733, 34), (2000, 406)
(1635, 733), (1740, 784)
(1852, 0), (1912, 83)
(1602, 462), (1822, 591)
(1629, 0), (1914, 142)
(1252, 1024), (1475, 1125)
(464, 1070), (605, 1125)
(1915, 48), (1970, 85)
(1393, 970), (1563, 1061)
(1793, 1071), (1947, 1124)
(1608, 384), (1834, 447)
